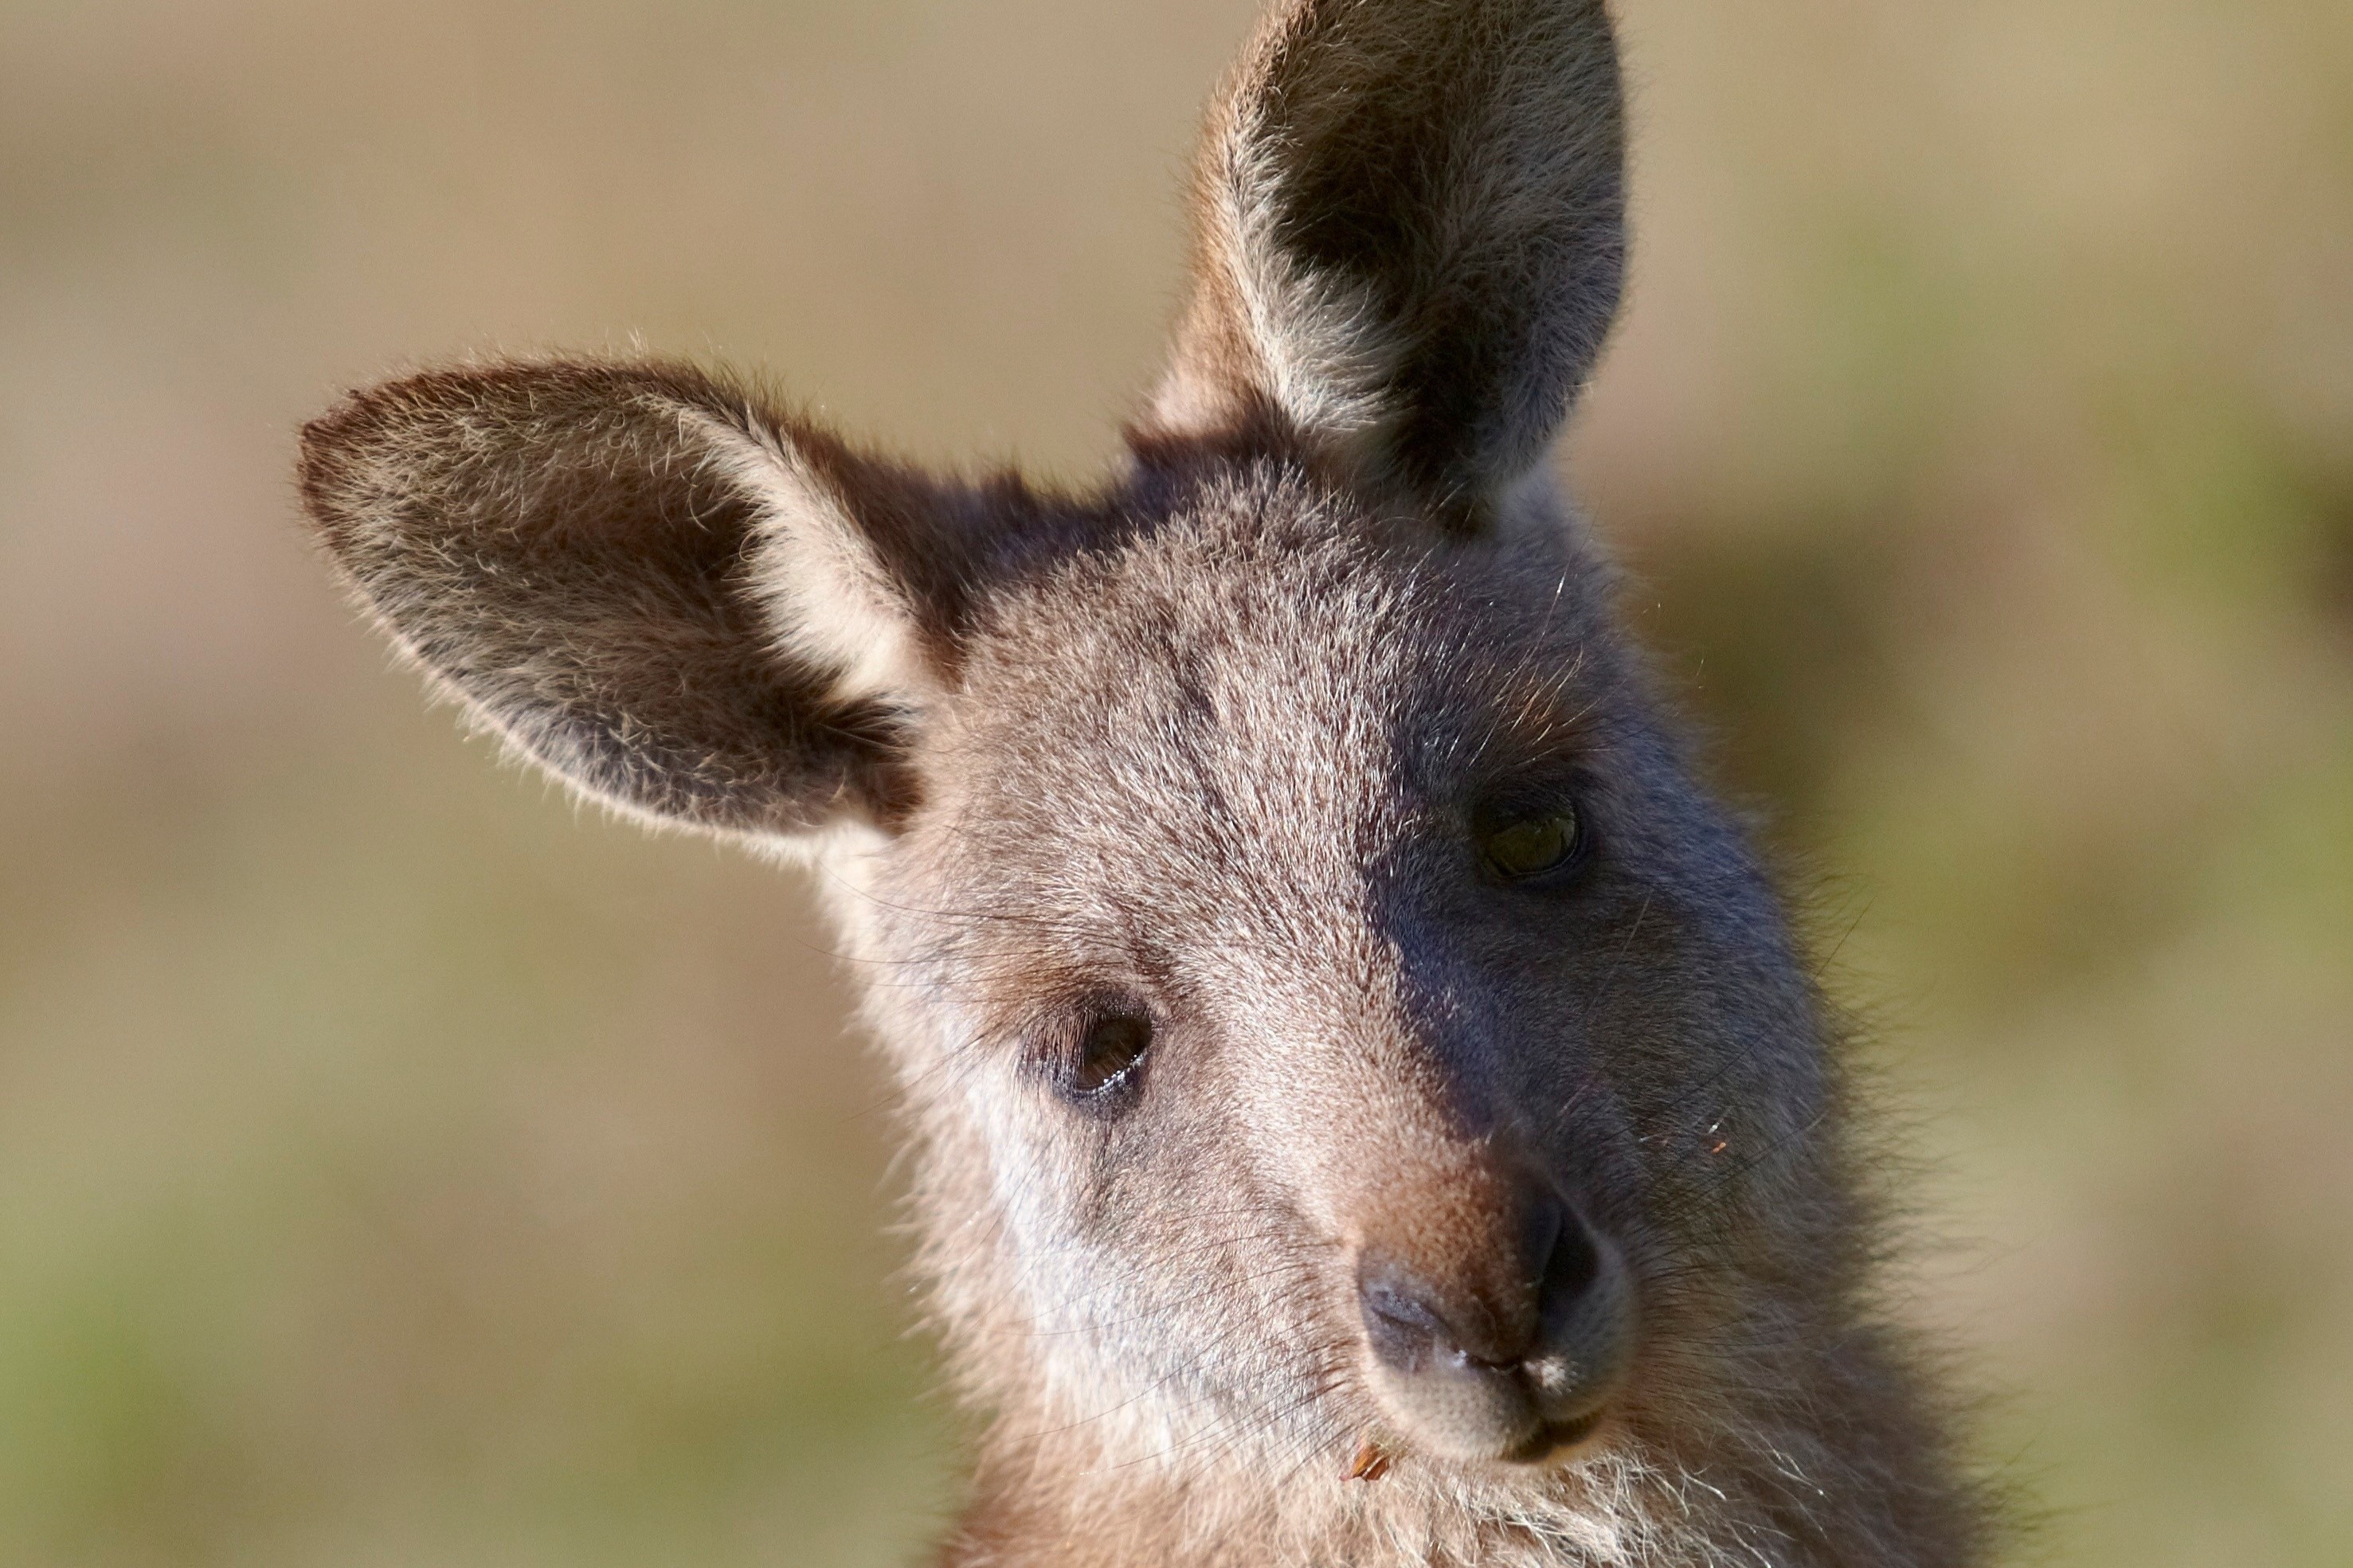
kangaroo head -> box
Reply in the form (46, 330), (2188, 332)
(303, 2), (1971, 1559)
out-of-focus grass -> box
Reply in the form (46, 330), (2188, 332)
(0, 711), (957, 1566)
(0, 1), (2346, 1564)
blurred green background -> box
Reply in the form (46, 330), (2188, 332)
(1, 1), (2347, 1563)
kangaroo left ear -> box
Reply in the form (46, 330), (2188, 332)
(297, 358), (1022, 845)
(1144, 0), (1627, 527)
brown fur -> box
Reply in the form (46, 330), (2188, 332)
(296, 3), (1992, 1563)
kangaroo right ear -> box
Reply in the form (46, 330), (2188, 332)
(299, 358), (996, 843)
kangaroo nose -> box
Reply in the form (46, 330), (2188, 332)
(1354, 1192), (1631, 1464)
(1357, 1188), (1556, 1367)
(1357, 1191), (1599, 1368)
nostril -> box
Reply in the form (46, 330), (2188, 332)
(1359, 1248), (1541, 1371)
(1357, 1257), (1450, 1375)
(1360, 1273), (1439, 1335)
(1539, 1206), (1603, 1311)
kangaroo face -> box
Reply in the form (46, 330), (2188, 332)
(297, 2), (1978, 1558)
(848, 463), (1825, 1469)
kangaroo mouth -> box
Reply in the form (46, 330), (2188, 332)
(1503, 1408), (1611, 1465)
(1354, 1231), (1637, 1468)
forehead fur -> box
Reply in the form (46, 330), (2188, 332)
(915, 459), (1618, 935)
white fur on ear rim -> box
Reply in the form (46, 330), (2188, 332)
(1202, 112), (1403, 443)
(1152, 99), (1406, 454)
(674, 405), (928, 707)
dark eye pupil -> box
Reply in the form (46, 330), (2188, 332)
(1485, 811), (1579, 878)
(1072, 1014), (1152, 1095)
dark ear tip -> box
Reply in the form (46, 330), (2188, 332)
(294, 392), (377, 549)
(292, 362), (587, 545)
(295, 367), (510, 564)
(300, 364), (504, 458)
(295, 379), (421, 554)
(296, 356), (765, 480)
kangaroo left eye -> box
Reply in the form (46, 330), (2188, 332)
(1481, 807), (1584, 881)
(1067, 1013), (1153, 1099)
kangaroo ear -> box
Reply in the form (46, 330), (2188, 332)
(1146, 0), (1626, 525)
(299, 358), (992, 842)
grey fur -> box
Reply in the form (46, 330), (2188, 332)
(297, 2), (1990, 1563)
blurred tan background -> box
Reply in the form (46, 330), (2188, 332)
(2, 1), (2347, 1564)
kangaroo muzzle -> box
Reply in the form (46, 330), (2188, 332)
(1353, 1184), (1635, 1464)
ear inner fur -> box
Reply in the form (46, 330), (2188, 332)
(1146, 0), (1627, 526)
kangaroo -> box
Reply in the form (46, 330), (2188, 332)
(297, 2), (1990, 1563)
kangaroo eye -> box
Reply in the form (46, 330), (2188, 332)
(1480, 807), (1585, 882)
(1066, 1012), (1153, 1101)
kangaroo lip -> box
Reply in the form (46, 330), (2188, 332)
(1504, 1408), (1609, 1465)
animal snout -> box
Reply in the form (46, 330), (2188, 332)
(1354, 1187), (1633, 1464)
